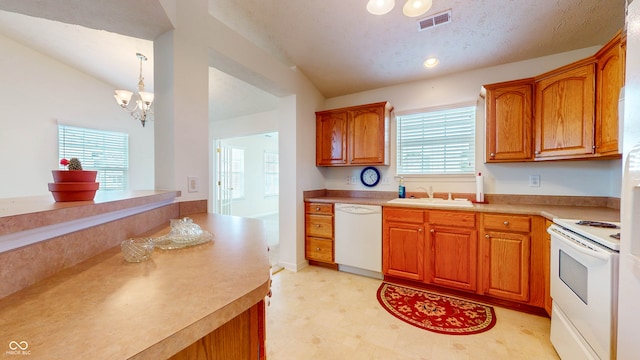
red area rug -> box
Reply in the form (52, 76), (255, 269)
(376, 282), (496, 335)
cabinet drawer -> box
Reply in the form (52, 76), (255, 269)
(483, 214), (531, 232)
(428, 211), (476, 228)
(305, 202), (334, 215)
(306, 214), (333, 238)
(383, 208), (425, 223)
(306, 237), (333, 262)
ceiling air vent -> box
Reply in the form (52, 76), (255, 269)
(418, 9), (452, 31)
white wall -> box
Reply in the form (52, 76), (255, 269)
(0, 33), (154, 199)
(323, 46), (622, 198)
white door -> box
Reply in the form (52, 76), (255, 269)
(216, 144), (233, 215)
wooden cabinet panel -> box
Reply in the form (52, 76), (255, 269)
(543, 219), (553, 315)
(483, 213), (531, 233)
(428, 210), (475, 228)
(383, 214), (425, 281)
(428, 225), (477, 292)
(305, 202), (333, 215)
(305, 214), (333, 238)
(384, 207), (425, 223)
(482, 231), (531, 302)
(485, 79), (534, 162)
(305, 237), (334, 263)
(316, 111), (348, 166)
(534, 62), (596, 159)
(595, 31), (623, 156)
(304, 202), (335, 266)
(169, 300), (265, 360)
(349, 105), (388, 164)
(316, 102), (391, 166)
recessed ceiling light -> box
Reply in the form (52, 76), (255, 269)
(424, 58), (439, 68)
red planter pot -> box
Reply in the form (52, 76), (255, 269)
(48, 182), (100, 202)
(52, 170), (98, 183)
(49, 170), (100, 202)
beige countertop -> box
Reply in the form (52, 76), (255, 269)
(305, 195), (621, 222)
(0, 190), (181, 236)
(0, 213), (271, 359)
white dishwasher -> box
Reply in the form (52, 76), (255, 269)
(334, 203), (383, 279)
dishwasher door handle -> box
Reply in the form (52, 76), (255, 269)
(335, 206), (381, 215)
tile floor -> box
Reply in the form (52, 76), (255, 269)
(266, 266), (559, 360)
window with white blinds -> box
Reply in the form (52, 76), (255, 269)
(58, 125), (129, 190)
(396, 105), (476, 175)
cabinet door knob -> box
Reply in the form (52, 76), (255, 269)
(535, 151), (540, 155)
(418, 228), (423, 233)
(315, 207), (320, 211)
(490, 152), (495, 157)
(315, 224), (321, 228)
(503, 221), (509, 226)
(485, 234), (490, 239)
(316, 247), (320, 251)
(430, 229), (435, 233)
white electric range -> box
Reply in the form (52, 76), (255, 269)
(548, 218), (620, 360)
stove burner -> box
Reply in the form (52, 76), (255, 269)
(575, 220), (620, 229)
(610, 233), (621, 240)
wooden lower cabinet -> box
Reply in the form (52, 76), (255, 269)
(481, 214), (532, 303)
(481, 230), (530, 302)
(169, 300), (266, 360)
(305, 202), (335, 266)
(427, 211), (477, 292)
(543, 219), (553, 315)
(382, 208), (547, 313)
(383, 208), (425, 281)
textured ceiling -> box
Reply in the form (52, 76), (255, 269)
(0, 0), (627, 121)
(210, 0), (625, 98)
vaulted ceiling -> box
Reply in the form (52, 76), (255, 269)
(0, 0), (626, 120)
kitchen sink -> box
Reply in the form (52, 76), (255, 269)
(386, 197), (474, 208)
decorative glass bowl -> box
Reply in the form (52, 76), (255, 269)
(121, 238), (155, 262)
(153, 217), (214, 250)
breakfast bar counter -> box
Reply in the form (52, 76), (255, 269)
(0, 213), (271, 359)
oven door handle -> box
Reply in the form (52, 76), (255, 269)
(554, 232), (609, 261)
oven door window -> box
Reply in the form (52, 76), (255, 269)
(559, 249), (588, 304)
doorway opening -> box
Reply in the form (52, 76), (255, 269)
(215, 132), (280, 270)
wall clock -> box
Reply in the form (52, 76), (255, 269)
(360, 166), (381, 187)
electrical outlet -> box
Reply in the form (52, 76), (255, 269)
(350, 176), (356, 185)
(529, 175), (540, 187)
(345, 176), (351, 184)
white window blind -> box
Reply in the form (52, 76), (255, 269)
(58, 125), (129, 190)
(397, 105), (476, 175)
(264, 151), (279, 197)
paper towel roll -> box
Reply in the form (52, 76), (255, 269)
(476, 173), (484, 203)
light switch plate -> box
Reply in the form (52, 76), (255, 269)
(188, 176), (198, 192)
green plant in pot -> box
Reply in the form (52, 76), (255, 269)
(49, 157), (100, 202)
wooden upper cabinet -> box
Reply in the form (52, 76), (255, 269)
(483, 30), (623, 163)
(484, 79), (534, 162)
(316, 111), (348, 166)
(595, 30), (624, 156)
(316, 102), (392, 166)
(534, 61), (596, 160)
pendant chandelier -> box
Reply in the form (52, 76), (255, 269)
(366, 0), (432, 17)
(114, 53), (154, 127)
